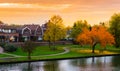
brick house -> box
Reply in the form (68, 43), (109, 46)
(0, 24), (19, 42)
(17, 24), (42, 41)
(41, 22), (47, 36)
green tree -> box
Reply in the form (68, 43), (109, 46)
(43, 15), (66, 50)
(109, 13), (120, 48)
(21, 41), (37, 60)
(70, 20), (89, 40)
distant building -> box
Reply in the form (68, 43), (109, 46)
(17, 24), (42, 41)
(0, 21), (43, 42)
(0, 20), (73, 42)
(0, 24), (19, 42)
(41, 22), (48, 36)
(65, 28), (73, 40)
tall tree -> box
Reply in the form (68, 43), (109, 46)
(70, 20), (89, 40)
(43, 15), (66, 50)
(109, 13), (120, 48)
(0, 20), (4, 24)
(21, 41), (37, 60)
(76, 26), (115, 53)
(65, 26), (72, 40)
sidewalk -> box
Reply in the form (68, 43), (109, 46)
(0, 47), (70, 59)
(32, 47), (70, 57)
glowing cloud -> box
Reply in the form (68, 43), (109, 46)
(0, 3), (71, 10)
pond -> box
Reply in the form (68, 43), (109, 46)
(0, 55), (120, 71)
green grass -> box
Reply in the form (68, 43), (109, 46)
(8, 46), (64, 56)
(0, 51), (96, 63)
(38, 52), (95, 59)
(0, 54), (12, 58)
(0, 44), (119, 63)
(65, 44), (120, 53)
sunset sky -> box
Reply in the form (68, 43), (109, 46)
(0, 0), (120, 26)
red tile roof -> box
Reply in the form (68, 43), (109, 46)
(24, 24), (39, 31)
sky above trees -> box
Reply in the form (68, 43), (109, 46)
(0, 0), (120, 26)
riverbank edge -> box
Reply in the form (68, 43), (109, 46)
(0, 54), (120, 64)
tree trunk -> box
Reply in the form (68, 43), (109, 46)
(48, 36), (51, 49)
(92, 42), (97, 53)
(53, 40), (56, 50)
(53, 31), (56, 50)
(115, 38), (120, 48)
(48, 40), (51, 49)
(49, 41), (51, 48)
(28, 52), (31, 60)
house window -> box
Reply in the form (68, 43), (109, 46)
(23, 28), (31, 35)
(0, 29), (2, 32)
(9, 29), (11, 33)
(11, 30), (16, 33)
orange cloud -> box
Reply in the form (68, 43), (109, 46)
(0, 3), (71, 11)
(0, 0), (120, 26)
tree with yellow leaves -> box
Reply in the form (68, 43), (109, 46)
(43, 15), (66, 50)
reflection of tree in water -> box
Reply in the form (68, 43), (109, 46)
(1, 56), (119, 71)
(22, 62), (33, 71)
(96, 58), (103, 66)
(70, 58), (87, 68)
(112, 56), (120, 67)
(43, 61), (59, 71)
(96, 57), (104, 70)
(26, 61), (59, 71)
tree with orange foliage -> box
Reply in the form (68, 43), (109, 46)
(76, 26), (115, 53)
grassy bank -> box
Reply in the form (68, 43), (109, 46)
(8, 46), (64, 56)
(0, 44), (120, 63)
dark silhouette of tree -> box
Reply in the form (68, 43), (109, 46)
(21, 40), (37, 60)
(109, 13), (120, 48)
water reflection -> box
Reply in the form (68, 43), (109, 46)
(0, 56), (120, 71)
(112, 56), (120, 67)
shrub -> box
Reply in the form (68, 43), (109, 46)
(4, 44), (18, 52)
(0, 42), (6, 48)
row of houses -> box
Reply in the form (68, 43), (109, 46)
(0, 21), (48, 42)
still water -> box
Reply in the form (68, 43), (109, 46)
(0, 56), (120, 71)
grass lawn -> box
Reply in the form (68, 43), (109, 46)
(8, 45), (64, 56)
(0, 51), (96, 63)
(66, 44), (120, 54)
(0, 53), (13, 58)
(0, 44), (119, 63)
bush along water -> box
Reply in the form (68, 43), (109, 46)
(0, 42), (6, 48)
(4, 44), (18, 52)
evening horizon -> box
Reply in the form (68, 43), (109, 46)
(0, 0), (120, 26)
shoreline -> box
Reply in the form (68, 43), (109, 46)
(0, 54), (120, 64)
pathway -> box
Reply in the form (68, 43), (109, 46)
(0, 47), (70, 59)
(32, 47), (69, 57)
(1, 53), (21, 57)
